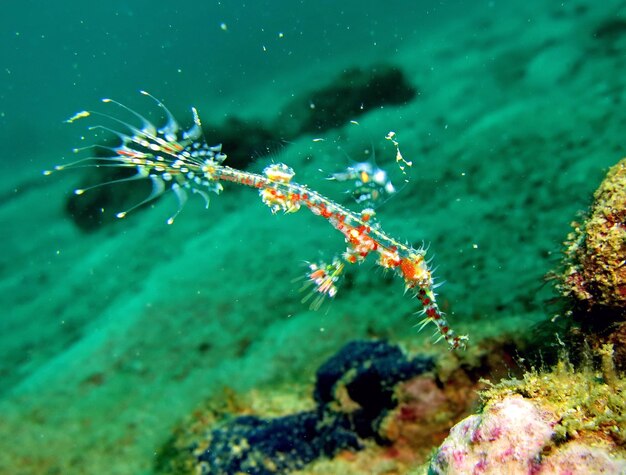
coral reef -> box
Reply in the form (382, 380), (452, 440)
(155, 338), (530, 474)
(559, 157), (626, 313)
(376, 366), (480, 469)
(556, 156), (626, 370)
(194, 412), (359, 474)
(157, 341), (436, 474)
(428, 360), (626, 474)
(422, 155), (626, 475)
(313, 339), (434, 442)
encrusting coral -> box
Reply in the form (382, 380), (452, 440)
(156, 341), (436, 474)
(559, 157), (626, 313)
(427, 157), (626, 474)
(556, 156), (626, 371)
(428, 359), (626, 474)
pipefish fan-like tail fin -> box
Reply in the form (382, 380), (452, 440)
(47, 91), (226, 224)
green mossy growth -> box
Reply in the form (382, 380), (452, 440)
(481, 353), (626, 447)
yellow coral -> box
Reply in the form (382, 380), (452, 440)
(560, 157), (626, 312)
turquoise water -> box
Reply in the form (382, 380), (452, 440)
(1, 1), (625, 473)
(0, 0), (466, 172)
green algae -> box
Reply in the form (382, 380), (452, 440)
(559, 157), (626, 313)
(481, 355), (626, 447)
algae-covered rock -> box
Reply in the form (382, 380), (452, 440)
(157, 341), (435, 475)
(559, 157), (626, 313)
(428, 361), (626, 475)
(429, 395), (556, 474)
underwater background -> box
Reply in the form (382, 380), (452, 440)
(2, 0), (626, 473)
